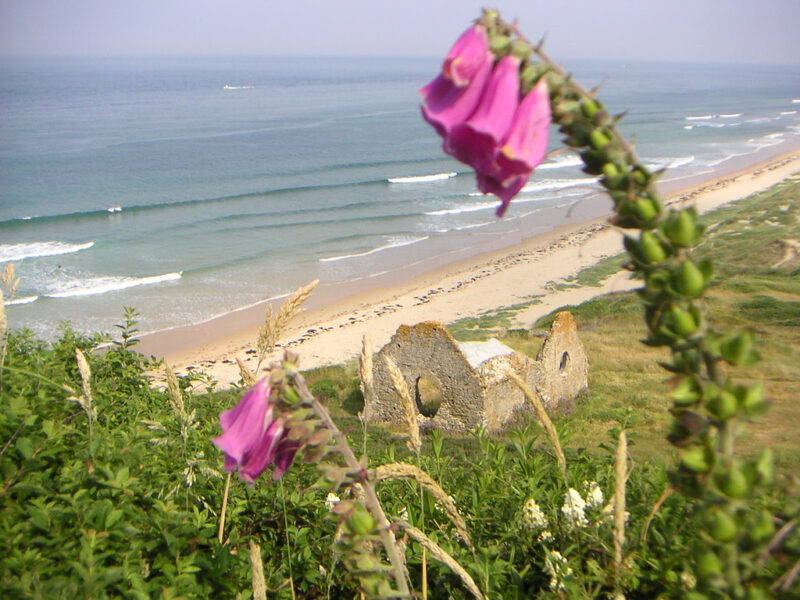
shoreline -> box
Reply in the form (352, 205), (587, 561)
(141, 147), (800, 386)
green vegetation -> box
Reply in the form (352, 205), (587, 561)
(1, 180), (798, 597)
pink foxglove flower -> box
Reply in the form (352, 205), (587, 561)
(213, 377), (298, 483)
(496, 80), (550, 181)
(442, 25), (492, 86)
(445, 55), (521, 175)
(482, 79), (551, 215)
(420, 52), (492, 139)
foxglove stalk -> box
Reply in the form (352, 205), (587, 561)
(446, 55), (521, 175)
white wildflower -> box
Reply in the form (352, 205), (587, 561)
(543, 549), (573, 591)
(583, 480), (604, 508)
(602, 500), (630, 524)
(325, 492), (340, 511)
(680, 570), (697, 590)
(561, 488), (588, 527)
(521, 498), (549, 530)
(537, 529), (554, 543)
(318, 564), (327, 577)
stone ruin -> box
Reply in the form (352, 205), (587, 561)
(363, 311), (588, 433)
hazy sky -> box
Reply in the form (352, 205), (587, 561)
(2, 0), (799, 65)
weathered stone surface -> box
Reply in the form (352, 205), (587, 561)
(535, 311), (589, 409)
(363, 311), (588, 433)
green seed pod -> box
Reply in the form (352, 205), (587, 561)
(673, 261), (706, 298)
(670, 304), (697, 336)
(590, 128), (611, 150)
(635, 197), (659, 222)
(632, 168), (649, 187)
(510, 39), (532, 60)
(681, 446), (713, 472)
(695, 550), (723, 578)
(581, 97), (600, 118)
(347, 507), (375, 535)
(718, 467), (749, 499)
(707, 389), (738, 421)
(489, 34), (511, 54)
(602, 162), (620, 178)
(640, 230), (667, 263)
(748, 510), (775, 544)
(708, 508), (738, 543)
(665, 209), (699, 247)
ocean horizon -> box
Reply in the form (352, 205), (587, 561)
(2, 56), (799, 340)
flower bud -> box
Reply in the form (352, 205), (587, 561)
(747, 509), (775, 544)
(707, 508), (738, 543)
(695, 550), (723, 578)
(589, 128), (612, 150)
(489, 33), (511, 54)
(718, 466), (749, 499)
(706, 388), (738, 421)
(580, 97), (601, 118)
(681, 446), (714, 473)
(639, 231), (668, 264)
(672, 377), (702, 406)
(634, 197), (659, 222)
(673, 261), (706, 298)
(665, 208), (701, 247)
(347, 506), (375, 535)
(670, 304), (698, 336)
(510, 39), (532, 60)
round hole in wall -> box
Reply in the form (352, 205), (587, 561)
(415, 376), (443, 417)
(559, 351), (570, 373)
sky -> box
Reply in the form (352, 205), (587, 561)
(1, 0), (799, 65)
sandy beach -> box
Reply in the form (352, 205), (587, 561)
(143, 149), (800, 386)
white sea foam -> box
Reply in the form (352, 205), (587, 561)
(107, 206), (122, 213)
(426, 201), (497, 215)
(5, 295), (39, 306)
(537, 153), (583, 170)
(684, 125), (694, 130)
(388, 172), (457, 184)
(792, 99), (800, 104)
(319, 236), (429, 263)
(520, 177), (600, 193)
(780, 111), (797, 116)
(719, 113), (742, 118)
(45, 272), (182, 299)
(223, 85), (254, 90)
(686, 115), (714, 120)
(646, 155), (695, 170)
(0, 241), (94, 263)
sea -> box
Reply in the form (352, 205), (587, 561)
(1, 56), (799, 342)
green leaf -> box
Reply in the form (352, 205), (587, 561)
(16, 437), (34, 460)
(28, 506), (50, 531)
